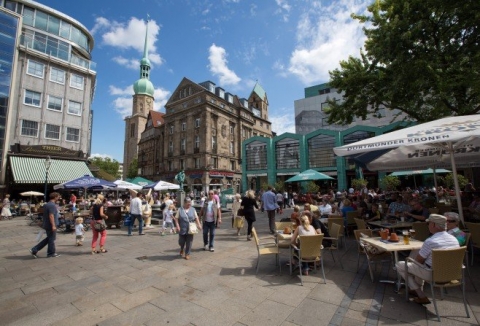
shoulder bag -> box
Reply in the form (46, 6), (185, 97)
(94, 219), (106, 232)
(182, 208), (198, 234)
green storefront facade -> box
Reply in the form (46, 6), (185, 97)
(241, 121), (411, 193)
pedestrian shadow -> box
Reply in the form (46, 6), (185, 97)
(4, 255), (35, 261)
(135, 254), (177, 262)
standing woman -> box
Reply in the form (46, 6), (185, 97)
(232, 193), (243, 235)
(242, 190), (259, 241)
(174, 198), (202, 260)
(90, 194), (108, 254)
(1, 194), (12, 220)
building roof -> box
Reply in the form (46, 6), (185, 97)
(133, 19), (154, 97)
(251, 82), (267, 101)
(150, 111), (164, 127)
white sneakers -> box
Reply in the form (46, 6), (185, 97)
(204, 244), (209, 251)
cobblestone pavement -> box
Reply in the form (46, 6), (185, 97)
(0, 209), (478, 326)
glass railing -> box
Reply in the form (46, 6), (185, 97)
(19, 34), (96, 72)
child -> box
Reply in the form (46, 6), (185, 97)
(161, 204), (176, 235)
(75, 217), (85, 246)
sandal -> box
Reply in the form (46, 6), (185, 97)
(91, 249), (97, 255)
(99, 248), (108, 253)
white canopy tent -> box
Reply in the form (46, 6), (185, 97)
(113, 180), (143, 190)
(143, 180), (180, 191)
(333, 115), (480, 222)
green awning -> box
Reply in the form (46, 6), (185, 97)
(9, 156), (93, 184)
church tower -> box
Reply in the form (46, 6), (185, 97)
(123, 19), (155, 179)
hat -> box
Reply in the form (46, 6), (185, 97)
(426, 214), (447, 228)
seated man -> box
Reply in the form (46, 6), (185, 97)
(404, 200), (429, 222)
(386, 195), (408, 217)
(303, 203), (320, 216)
(318, 199), (332, 218)
(395, 214), (459, 304)
(444, 212), (466, 245)
(364, 203), (382, 222)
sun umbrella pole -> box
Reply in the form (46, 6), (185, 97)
(448, 143), (464, 223)
(433, 167), (439, 202)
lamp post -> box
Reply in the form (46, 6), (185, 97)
(44, 156), (51, 203)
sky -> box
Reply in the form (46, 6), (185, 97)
(36, 0), (370, 162)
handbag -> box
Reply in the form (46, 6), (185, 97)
(188, 222), (198, 234)
(237, 207), (245, 216)
(94, 219), (106, 232)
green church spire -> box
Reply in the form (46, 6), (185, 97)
(134, 16), (154, 96)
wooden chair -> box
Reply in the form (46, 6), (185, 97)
(323, 223), (344, 269)
(412, 222), (430, 241)
(465, 222), (480, 266)
(405, 247), (469, 322)
(328, 217), (345, 249)
(291, 234), (325, 285)
(252, 227), (280, 274)
(354, 229), (393, 282)
(354, 217), (367, 230)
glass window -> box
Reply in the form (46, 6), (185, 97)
(45, 123), (60, 139)
(5, 1), (16, 12)
(181, 122), (186, 131)
(275, 138), (300, 169)
(195, 136), (199, 148)
(70, 73), (84, 89)
(195, 118), (200, 128)
(212, 136), (217, 149)
(230, 141), (234, 154)
(246, 141), (267, 170)
(46, 37), (58, 57)
(169, 141), (173, 152)
(24, 89), (41, 107)
(21, 119), (38, 137)
(67, 100), (81, 115)
(130, 123), (135, 137)
(47, 15), (60, 35)
(169, 125), (174, 134)
(195, 158), (200, 168)
(59, 20), (71, 39)
(27, 60), (44, 78)
(34, 11), (48, 30)
(211, 157), (218, 168)
(308, 134), (336, 168)
(33, 32), (46, 53)
(47, 95), (62, 111)
(230, 160), (235, 170)
(23, 6), (34, 26)
(50, 67), (65, 84)
(66, 127), (79, 142)
(181, 138), (186, 150)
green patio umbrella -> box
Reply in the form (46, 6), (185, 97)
(126, 176), (153, 187)
(285, 169), (334, 182)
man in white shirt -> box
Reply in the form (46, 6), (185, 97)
(128, 192), (144, 236)
(319, 199), (332, 218)
(395, 214), (459, 304)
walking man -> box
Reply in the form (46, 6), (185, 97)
(30, 192), (61, 258)
(261, 185), (279, 234)
(128, 192), (144, 236)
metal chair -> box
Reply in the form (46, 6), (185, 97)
(323, 223), (344, 269)
(354, 229), (393, 282)
(328, 216), (345, 248)
(291, 234), (325, 285)
(251, 227), (280, 274)
(405, 247), (469, 322)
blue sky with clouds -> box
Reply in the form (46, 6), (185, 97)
(37, 0), (369, 162)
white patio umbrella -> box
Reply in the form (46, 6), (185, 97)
(143, 180), (180, 191)
(333, 114), (480, 222)
(113, 180), (143, 190)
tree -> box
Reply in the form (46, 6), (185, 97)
(351, 178), (368, 190)
(89, 156), (120, 179)
(305, 181), (320, 194)
(380, 175), (401, 191)
(127, 158), (138, 179)
(326, 0), (480, 124)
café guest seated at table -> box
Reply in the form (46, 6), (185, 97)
(291, 213), (318, 275)
(403, 200), (429, 222)
(386, 194), (409, 217)
(364, 203), (382, 222)
(395, 214), (459, 304)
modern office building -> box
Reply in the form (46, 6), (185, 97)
(0, 0), (96, 195)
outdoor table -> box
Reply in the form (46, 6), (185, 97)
(276, 230), (293, 241)
(367, 220), (413, 231)
(361, 236), (423, 289)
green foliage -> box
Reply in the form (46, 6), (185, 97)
(327, 0), (480, 125)
(90, 156), (120, 179)
(351, 178), (368, 190)
(260, 182), (269, 191)
(305, 181), (320, 194)
(444, 173), (469, 189)
(274, 180), (285, 192)
(127, 158), (138, 179)
(380, 175), (401, 191)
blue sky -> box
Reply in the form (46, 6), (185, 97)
(37, 0), (369, 162)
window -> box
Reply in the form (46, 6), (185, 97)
(66, 127), (79, 142)
(211, 157), (218, 168)
(27, 60), (44, 78)
(230, 160), (236, 170)
(21, 120), (38, 137)
(68, 100), (81, 115)
(24, 90), (41, 107)
(194, 158), (200, 168)
(168, 161), (172, 171)
(130, 123), (135, 138)
(195, 118), (200, 128)
(45, 124), (60, 139)
(242, 128), (245, 137)
(50, 67), (65, 84)
(180, 159), (185, 169)
(70, 73), (84, 89)
(169, 141), (173, 152)
(194, 136), (200, 148)
(212, 136), (217, 149)
(230, 141), (234, 154)
(181, 138), (186, 151)
(169, 125), (174, 134)
(47, 95), (62, 111)
(230, 125), (234, 134)
(181, 122), (186, 131)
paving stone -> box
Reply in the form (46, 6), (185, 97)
(110, 286), (165, 312)
(239, 298), (295, 326)
(50, 302), (122, 326)
(7, 302), (80, 326)
(97, 302), (166, 326)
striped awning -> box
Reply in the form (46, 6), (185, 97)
(9, 156), (93, 184)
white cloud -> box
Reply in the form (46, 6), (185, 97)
(89, 153), (114, 160)
(208, 44), (241, 86)
(270, 112), (296, 134)
(109, 85), (133, 96)
(109, 85), (170, 119)
(112, 56), (138, 70)
(286, 0), (369, 84)
(92, 17), (164, 69)
(275, 0), (291, 22)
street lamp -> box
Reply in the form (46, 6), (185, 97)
(44, 156), (51, 203)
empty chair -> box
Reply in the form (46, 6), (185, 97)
(412, 222), (430, 241)
(354, 229), (393, 282)
(354, 217), (367, 230)
(323, 223), (344, 269)
(291, 234), (325, 285)
(405, 247), (469, 322)
(251, 227), (280, 274)
(328, 217), (345, 248)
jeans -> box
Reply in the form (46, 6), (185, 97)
(128, 214), (143, 235)
(203, 221), (216, 248)
(32, 229), (56, 256)
(266, 210), (276, 233)
(179, 234), (194, 254)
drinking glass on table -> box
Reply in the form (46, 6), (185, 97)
(402, 230), (410, 245)
(409, 229), (416, 240)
